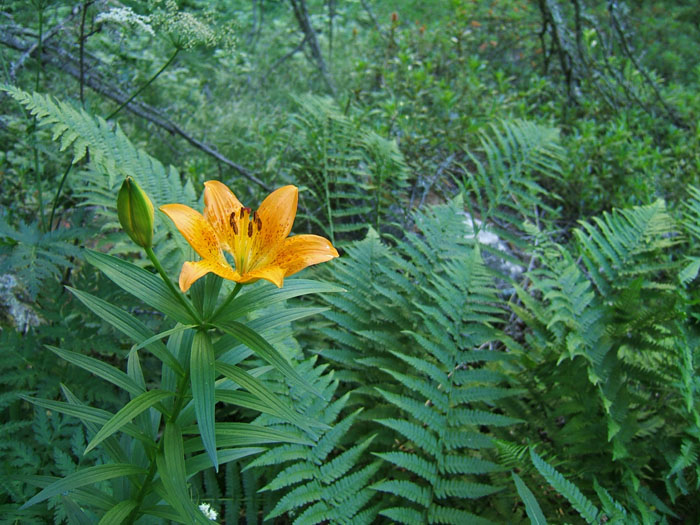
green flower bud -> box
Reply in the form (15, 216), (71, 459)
(117, 177), (154, 249)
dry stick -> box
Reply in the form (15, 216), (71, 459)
(289, 0), (337, 96)
(1, 33), (271, 191)
(607, 1), (686, 129)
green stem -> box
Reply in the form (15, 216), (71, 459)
(210, 283), (243, 322)
(126, 369), (191, 524)
(106, 48), (180, 121)
(145, 246), (201, 323)
(48, 161), (72, 230)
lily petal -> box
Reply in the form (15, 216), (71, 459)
(160, 203), (229, 264)
(179, 259), (241, 292)
(256, 185), (298, 248)
(273, 234), (339, 278)
(203, 180), (243, 248)
(243, 265), (286, 288)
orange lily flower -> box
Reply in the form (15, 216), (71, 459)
(161, 181), (338, 292)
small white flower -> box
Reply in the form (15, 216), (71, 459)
(198, 502), (218, 521)
(96, 7), (155, 36)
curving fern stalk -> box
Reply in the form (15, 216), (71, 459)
(309, 198), (524, 523)
(459, 119), (565, 251)
(233, 356), (383, 524)
(285, 94), (409, 245)
(1, 85), (197, 271)
(510, 199), (696, 519)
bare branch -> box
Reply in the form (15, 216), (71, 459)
(1, 32), (271, 191)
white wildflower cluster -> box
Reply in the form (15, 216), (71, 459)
(198, 502), (218, 521)
(95, 7), (155, 37)
(150, 0), (236, 51)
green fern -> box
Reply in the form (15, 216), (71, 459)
(243, 357), (383, 524)
(1, 85), (197, 271)
(460, 119), (565, 251)
(308, 198), (524, 523)
(0, 215), (81, 300)
(285, 94), (409, 245)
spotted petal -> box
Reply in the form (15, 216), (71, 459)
(273, 234), (340, 279)
(203, 180), (244, 248)
(179, 259), (240, 292)
(256, 185), (298, 249)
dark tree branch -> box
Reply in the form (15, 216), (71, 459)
(289, 0), (336, 96)
(1, 32), (271, 191)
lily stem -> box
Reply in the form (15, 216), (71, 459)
(145, 246), (201, 323)
(210, 283), (243, 322)
(106, 48), (180, 121)
(126, 369), (191, 524)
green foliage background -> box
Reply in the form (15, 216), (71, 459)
(1, 0), (699, 523)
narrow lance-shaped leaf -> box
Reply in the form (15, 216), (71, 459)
(191, 330), (218, 471)
(214, 320), (321, 397)
(84, 249), (197, 324)
(216, 362), (322, 434)
(513, 472), (547, 525)
(47, 345), (144, 397)
(68, 286), (184, 376)
(21, 464), (147, 509)
(85, 390), (175, 454)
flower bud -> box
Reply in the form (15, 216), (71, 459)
(117, 177), (154, 249)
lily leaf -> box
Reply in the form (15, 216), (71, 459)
(68, 286), (184, 376)
(21, 464), (147, 509)
(84, 390), (175, 454)
(214, 320), (321, 397)
(191, 331), (218, 471)
(84, 249), (196, 324)
(47, 346), (144, 397)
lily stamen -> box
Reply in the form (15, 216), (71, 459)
(161, 181), (339, 291)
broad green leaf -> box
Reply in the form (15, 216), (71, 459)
(149, 447), (265, 501)
(85, 390), (175, 454)
(157, 421), (211, 524)
(47, 346), (144, 397)
(18, 475), (118, 511)
(212, 279), (344, 323)
(216, 362), (321, 433)
(97, 500), (138, 525)
(21, 464), (147, 509)
(21, 395), (153, 446)
(216, 306), (329, 363)
(155, 452), (212, 525)
(68, 286), (184, 376)
(141, 505), (184, 522)
(84, 249), (197, 324)
(127, 349), (157, 439)
(191, 331), (218, 471)
(182, 422), (313, 453)
(185, 447), (265, 478)
(513, 472), (547, 525)
(214, 320), (320, 397)
(62, 495), (94, 525)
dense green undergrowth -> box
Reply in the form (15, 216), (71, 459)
(1, 0), (699, 523)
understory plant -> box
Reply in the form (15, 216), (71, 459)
(17, 177), (341, 523)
